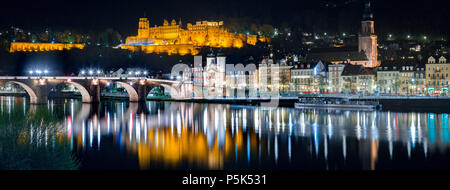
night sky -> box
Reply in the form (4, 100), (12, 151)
(1, 0), (449, 36)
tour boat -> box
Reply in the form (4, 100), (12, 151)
(294, 97), (382, 111)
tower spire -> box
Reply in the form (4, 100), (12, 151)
(358, 0), (378, 68)
(362, 1), (373, 20)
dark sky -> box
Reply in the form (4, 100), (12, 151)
(1, 0), (450, 36)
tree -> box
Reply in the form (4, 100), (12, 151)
(31, 34), (38, 42)
(15, 32), (26, 42)
(75, 34), (82, 43)
(260, 24), (274, 37)
(250, 24), (259, 34)
(39, 32), (49, 42)
(54, 32), (64, 43)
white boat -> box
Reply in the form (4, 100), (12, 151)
(294, 97), (382, 111)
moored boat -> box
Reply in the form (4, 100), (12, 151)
(294, 97), (382, 111)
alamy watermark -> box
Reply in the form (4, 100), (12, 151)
(170, 55), (280, 107)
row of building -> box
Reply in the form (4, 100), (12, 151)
(292, 55), (449, 95)
(188, 55), (449, 97)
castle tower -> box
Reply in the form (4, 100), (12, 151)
(358, 1), (378, 68)
(138, 18), (150, 38)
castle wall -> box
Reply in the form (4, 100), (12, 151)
(9, 42), (85, 53)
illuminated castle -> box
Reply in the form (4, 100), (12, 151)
(119, 18), (269, 55)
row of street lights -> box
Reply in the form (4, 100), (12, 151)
(28, 69), (49, 76)
(127, 70), (148, 77)
(80, 69), (102, 76)
(25, 68), (174, 81)
(79, 69), (149, 77)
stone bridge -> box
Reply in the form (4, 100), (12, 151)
(0, 76), (192, 104)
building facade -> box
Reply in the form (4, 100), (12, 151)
(413, 65), (426, 95)
(340, 64), (376, 94)
(399, 65), (415, 95)
(258, 58), (292, 95)
(426, 56), (450, 95)
(356, 69), (377, 94)
(376, 65), (400, 94)
(327, 64), (345, 93)
(225, 65), (258, 98)
(290, 64), (314, 94)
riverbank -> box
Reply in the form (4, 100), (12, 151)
(147, 97), (298, 107)
(149, 96), (450, 112)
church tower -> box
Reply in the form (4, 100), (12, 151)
(358, 1), (378, 68)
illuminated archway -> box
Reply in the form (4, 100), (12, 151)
(148, 86), (165, 97)
(9, 81), (38, 104)
(116, 81), (139, 102)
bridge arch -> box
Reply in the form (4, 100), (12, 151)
(116, 81), (139, 102)
(8, 81), (38, 104)
(160, 84), (181, 99)
(148, 85), (165, 96)
(66, 81), (92, 103)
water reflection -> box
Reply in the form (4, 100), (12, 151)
(4, 96), (450, 170)
(0, 97), (78, 170)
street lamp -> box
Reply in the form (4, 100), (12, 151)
(39, 79), (46, 85)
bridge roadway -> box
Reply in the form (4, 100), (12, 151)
(0, 76), (192, 104)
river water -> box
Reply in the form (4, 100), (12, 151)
(1, 96), (449, 170)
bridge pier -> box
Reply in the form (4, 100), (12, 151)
(32, 85), (50, 104)
(88, 83), (101, 104)
(137, 83), (148, 102)
(68, 79), (101, 104)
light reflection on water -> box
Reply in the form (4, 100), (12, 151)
(3, 96), (450, 170)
